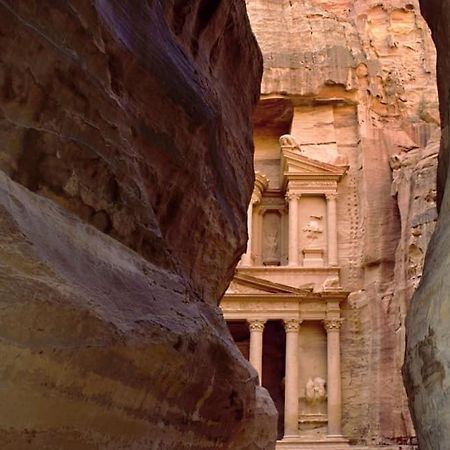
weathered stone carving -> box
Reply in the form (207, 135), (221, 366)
(322, 276), (341, 291)
(305, 377), (327, 404)
(303, 216), (324, 243)
(323, 319), (343, 332)
(284, 319), (301, 332)
(248, 320), (266, 332)
(263, 229), (280, 266)
(280, 134), (301, 151)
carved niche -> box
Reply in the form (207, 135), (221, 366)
(262, 210), (282, 266)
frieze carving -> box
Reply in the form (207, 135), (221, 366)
(323, 319), (343, 331)
(248, 320), (266, 332)
(294, 181), (336, 187)
(284, 319), (302, 332)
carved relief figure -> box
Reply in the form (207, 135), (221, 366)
(263, 229), (280, 266)
(305, 377), (327, 404)
(303, 216), (323, 244)
(322, 276), (340, 290)
(262, 211), (281, 266)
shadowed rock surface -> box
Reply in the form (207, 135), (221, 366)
(404, 1), (450, 449)
(0, 1), (277, 448)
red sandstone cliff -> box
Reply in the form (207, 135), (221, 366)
(247, 0), (439, 446)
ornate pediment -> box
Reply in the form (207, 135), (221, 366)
(225, 272), (311, 296)
(280, 148), (347, 191)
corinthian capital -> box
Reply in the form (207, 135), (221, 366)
(323, 319), (343, 332)
(283, 319), (302, 333)
(285, 192), (300, 202)
(248, 319), (266, 332)
(325, 192), (338, 201)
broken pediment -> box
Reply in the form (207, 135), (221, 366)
(226, 272), (312, 296)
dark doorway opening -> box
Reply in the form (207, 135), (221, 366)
(262, 320), (286, 440)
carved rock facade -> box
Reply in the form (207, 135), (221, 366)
(223, 0), (439, 448)
(0, 1), (278, 449)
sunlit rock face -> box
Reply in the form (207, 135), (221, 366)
(0, 1), (278, 449)
(246, 0), (439, 446)
(404, 2), (450, 449)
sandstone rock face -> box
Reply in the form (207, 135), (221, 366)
(0, 1), (278, 449)
(246, 0), (439, 446)
(0, 0), (262, 304)
(403, 2), (450, 449)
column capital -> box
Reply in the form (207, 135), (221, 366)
(284, 319), (302, 332)
(285, 191), (301, 202)
(248, 319), (266, 332)
(325, 192), (338, 201)
(323, 318), (343, 332)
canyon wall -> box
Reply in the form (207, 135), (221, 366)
(246, 0), (439, 446)
(404, 1), (450, 449)
(0, 1), (278, 449)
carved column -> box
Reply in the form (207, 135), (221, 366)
(287, 193), (300, 267)
(326, 193), (338, 266)
(284, 319), (301, 438)
(241, 195), (258, 266)
(248, 320), (266, 385)
(254, 208), (264, 265)
(324, 319), (343, 436)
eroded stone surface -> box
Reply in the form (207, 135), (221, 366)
(0, 1), (278, 449)
(0, 172), (277, 449)
(404, 1), (450, 449)
(0, 0), (262, 304)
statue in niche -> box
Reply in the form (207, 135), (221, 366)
(263, 229), (280, 266)
(279, 134), (301, 151)
(303, 216), (323, 245)
(305, 377), (327, 405)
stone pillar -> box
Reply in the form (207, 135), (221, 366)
(287, 193), (300, 267)
(248, 320), (266, 384)
(241, 198), (256, 266)
(324, 319), (343, 437)
(284, 319), (301, 438)
(326, 193), (338, 266)
(254, 209), (263, 265)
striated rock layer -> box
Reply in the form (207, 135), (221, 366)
(0, 1), (277, 449)
(404, 1), (450, 449)
(246, 0), (439, 446)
